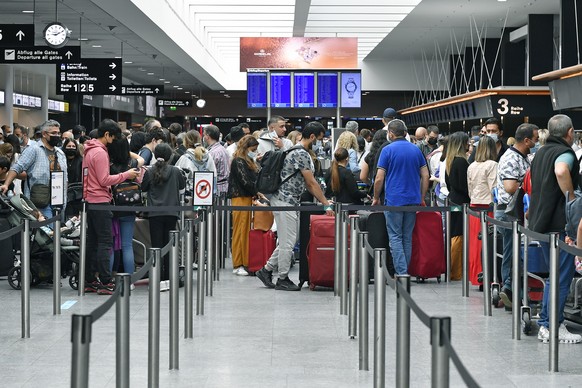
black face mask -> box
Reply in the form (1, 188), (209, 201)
(64, 149), (77, 157)
(428, 138), (438, 145)
(48, 135), (61, 147)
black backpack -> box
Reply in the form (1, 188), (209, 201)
(256, 146), (302, 194)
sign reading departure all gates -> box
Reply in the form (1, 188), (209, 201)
(193, 171), (214, 206)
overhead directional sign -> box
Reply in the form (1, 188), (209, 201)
(57, 58), (122, 95)
(157, 99), (192, 107)
(0, 46), (80, 64)
(0, 24), (34, 47)
(120, 85), (164, 95)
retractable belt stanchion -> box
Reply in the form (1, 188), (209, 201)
(511, 220), (521, 340)
(185, 219), (194, 339)
(225, 198), (232, 262)
(53, 209), (62, 315)
(116, 273), (131, 388)
(396, 275), (411, 388)
(445, 198), (451, 283)
(359, 231), (369, 371)
(491, 202), (501, 304)
(21, 218), (30, 339)
(374, 248), (386, 388)
(206, 206), (214, 297)
(197, 209), (206, 315)
(348, 215), (359, 338)
(169, 231), (180, 370)
(522, 217), (531, 336)
(180, 194), (186, 270)
(214, 199), (221, 279)
(334, 202), (343, 297)
(78, 201), (87, 296)
(70, 314), (91, 388)
(461, 204), (469, 297)
(340, 209), (349, 315)
(148, 248), (161, 388)
(480, 212), (492, 316)
(430, 316), (451, 388)
(548, 233), (559, 372)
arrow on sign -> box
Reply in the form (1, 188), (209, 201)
(65, 51), (73, 59)
(109, 62), (116, 69)
(186, 101), (190, 106)
(155, 88), (159, 93)
(109, 74), (116, 80)
(109, 85), (116, 91)
(16, 30), (25, 41)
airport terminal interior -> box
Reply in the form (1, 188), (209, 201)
(1, 0), (582, 387)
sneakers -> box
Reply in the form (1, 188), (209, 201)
(256, 267), (275, 289)
(538, 324), (582, 344)
(234, 267), (249, 276)
(97, 282), (115, 295)
(84, 280), (100, 294)
(499, 287), (512, 308)
(275, 277), (301, 291)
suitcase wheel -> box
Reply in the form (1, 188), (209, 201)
(492, 288), (500, 306)
(522, 310), (532, 335)
(436, 276), (441, 283)
(69, 274), (78, 290)
(309, 283), (316, 291)
(416, 277), (426, 284)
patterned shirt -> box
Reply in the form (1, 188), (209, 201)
(273, 147), (314, 206)
(207, 142), (230, 195)
(496, 147), (529, 205)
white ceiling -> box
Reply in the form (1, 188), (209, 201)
(0, 0), (563, 98)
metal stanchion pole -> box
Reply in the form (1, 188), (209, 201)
(197, 210), (206, 315)
(180, 194), (186, 270)
(70, 314), (92, 388)
(169, 231), (180, 370)
(430, 316), (451, 388)
(348, 216), (359, 338)
(185, 219), (194, 339)
(21, 218), (30, 338)
(359, 231), (369, 371)
(461, 204), (470, 297)
(148, 249), (161, 388)
(334, 202), (343, 297)
(548, 233), (559, 372)
(445, 198), (451, 283)
(78, 201), (87, 296)
(214, 201), (221, 279)
(480, 212), (492, 316)
(225, 199), (232, 262)
(222, 195), (228, 268)
(491, 202), (501, 295)
(511, 220), (520, 340)
(116, 273), (131, 388)
(340, 210), (349, 315)
(53, 209), (62, 315)
(396, 275), (411, 388)
(206, 206), (214, 297)
(374, 248), (386, 388)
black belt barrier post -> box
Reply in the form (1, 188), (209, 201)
(53, 209), (62, 315)
(116, 273), (131, 388)
(334, 202), (343, 297)
(444, 198), (451, 282)
(359, 231), (369, 371)
(511, 219), (521, 340)
(462, 204), (469, 297)
(548, 233), (559, 372)
(430, 316), (451, 387)
(185, 219), (194, 339)
(348, 215), (359, 338)
(21, 218), (31, 338)
(396, 275), (411, 388)
(374, 248), (386, 388)
(169, 231), (180, 370)
(70, 314), (92, 388)
(480, 212), (492, 316)
(148, 248), (161, 388)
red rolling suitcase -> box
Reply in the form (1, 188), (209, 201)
(248, 229), (276, 273)
(307, 215), (336, 290)
(409, 211), (445, 282)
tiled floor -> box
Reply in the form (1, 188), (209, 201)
(1, 264), (582, 387)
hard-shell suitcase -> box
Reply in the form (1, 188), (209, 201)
(409, 211), (445, 282)
(307, 215), (336, 290)
(248, 229), (276, 273)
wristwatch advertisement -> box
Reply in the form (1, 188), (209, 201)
(340, 72), (361, 108)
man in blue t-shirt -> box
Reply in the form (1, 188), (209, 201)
(372, 119), (429, 275)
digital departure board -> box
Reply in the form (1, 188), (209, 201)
(340, 72), (361, 108)
(247, 72), (267, 108)
(294, 72), (315, 108)
(270, 72), (292, 108)
(317, 72), (338, 108)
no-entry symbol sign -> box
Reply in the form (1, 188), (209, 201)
(193, 171), (214, 206)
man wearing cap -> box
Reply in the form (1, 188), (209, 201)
(257, 116), (292, 156)
(226, 126), (245, 161)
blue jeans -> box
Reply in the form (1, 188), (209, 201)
(385, 210), (416, 275)
(537, 235), (576, 328)
(110, 215), (136, 274)
(495, 210), (515, 290)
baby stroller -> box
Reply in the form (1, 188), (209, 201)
(3, 195), (80, 290)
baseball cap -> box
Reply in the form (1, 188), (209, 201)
(382, 108), (397, 118)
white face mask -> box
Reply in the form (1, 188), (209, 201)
(248, 151), (257, 159)
(269, 131), (278, 140)
(487, 133), (498, 143)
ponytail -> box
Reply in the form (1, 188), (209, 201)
(152, 143), (172, 185)
(331, 147), (349, 194)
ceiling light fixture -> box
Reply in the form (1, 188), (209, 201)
(22, 10), (34, 14)
(92, 45), (101, 48)
(196, 84), (206, 108)
(147, 72), (154, 75)
(124, 61), (133, 64)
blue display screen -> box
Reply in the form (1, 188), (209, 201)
(270, 72), (292, 108)
(317, 72), (338, 108)
(294, 72), (315, 108)
(247, 72), (267, 108)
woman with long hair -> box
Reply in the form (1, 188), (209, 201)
(467, 136), (498, 286)
(336, 131), (361, 175)
(325, 147), (368, 204)
(142, 143), (186, 290)
(359, 129), (387, 184)
(287, 130), (302, 145)
(227, 135), (266, 275)
(175, 130), (216, 195)
(445, 131), (471, 280)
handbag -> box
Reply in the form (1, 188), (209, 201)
(504, 186), (525, 221)
(112, 180), (143, 206)
(251, 200), (274, 231)
(29, 184), (51, 208)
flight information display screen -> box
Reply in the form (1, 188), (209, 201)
(247, 72), (267, 108)
(293, 72), (315, 108)
(270, 72), (292, 108)
(317, 72), (338, 108)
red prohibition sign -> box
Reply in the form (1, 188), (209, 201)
(195, 179), (211, 199)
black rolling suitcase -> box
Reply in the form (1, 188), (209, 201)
(0, 218), (14, 276)
(357, 211), (394, 278)
(299, 202), (324, 288)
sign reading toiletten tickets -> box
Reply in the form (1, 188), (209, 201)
(193, 171), (214, 206)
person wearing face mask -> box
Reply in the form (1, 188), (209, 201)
(469, 117), (508, 163)
(417, 125), (440, 158)
(13, 125), (31, 152)
(62, 138), (83, 217)
(0, 119), (68, 219)
(227, 135), (267, 276)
